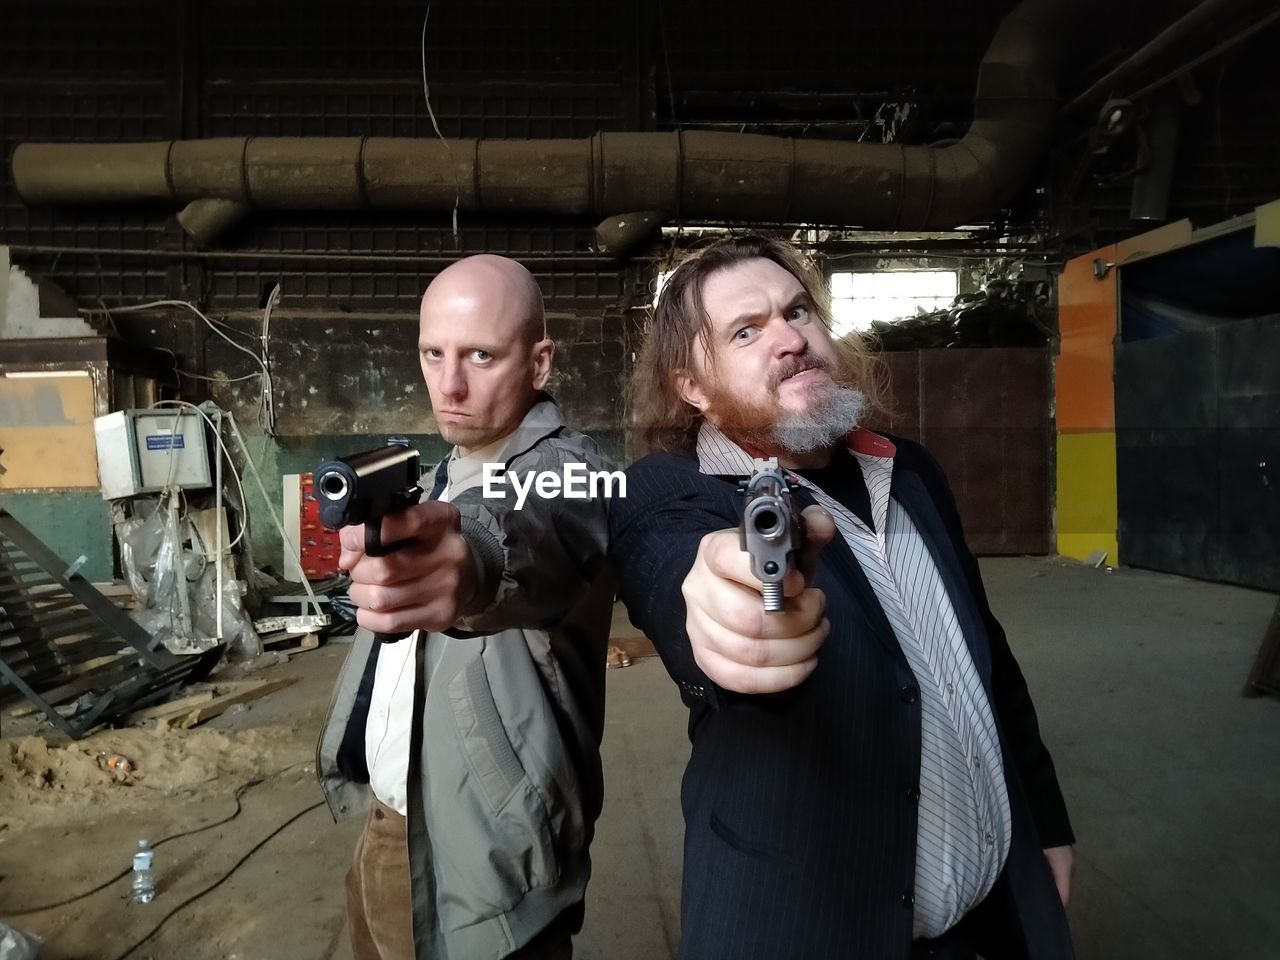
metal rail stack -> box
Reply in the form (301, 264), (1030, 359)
(0, 508), (218, 739)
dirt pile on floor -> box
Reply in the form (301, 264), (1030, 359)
(0, 724), (311, 829)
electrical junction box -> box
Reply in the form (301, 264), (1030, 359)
(94, 409), (213, 499)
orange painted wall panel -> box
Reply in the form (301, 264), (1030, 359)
(1055, 249), (1117, 432)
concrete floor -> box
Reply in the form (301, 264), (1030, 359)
(980, 559), (1280, 960)
(581, 559), (1280, 960)
(4, 558), (1278, 959)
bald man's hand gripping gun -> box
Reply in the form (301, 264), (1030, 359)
(315, 440), (423, 642)
(740, 458), (806, 614)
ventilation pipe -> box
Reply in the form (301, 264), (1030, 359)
(12, 0), (1090, 253)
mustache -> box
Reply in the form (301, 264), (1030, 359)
(771, 353), (830, 388)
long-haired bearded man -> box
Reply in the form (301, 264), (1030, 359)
(611, 235), (1074, 960)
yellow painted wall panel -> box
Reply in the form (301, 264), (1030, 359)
(0, 374), (99, 490)
(1055, 431), (1117, 562)
(1256, 198), (1280, 248)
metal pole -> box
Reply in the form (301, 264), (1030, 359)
(169, 487), (193, 642)
(214, 409), (224, 642)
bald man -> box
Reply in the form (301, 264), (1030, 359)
(318, 255), (616, 960)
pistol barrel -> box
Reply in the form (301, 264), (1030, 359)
(740, 460), (802, 614)
(314, 443), (421, 530)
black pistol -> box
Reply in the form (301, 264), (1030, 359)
(315, 440), (424, 642)
(740, 458), (804, 614)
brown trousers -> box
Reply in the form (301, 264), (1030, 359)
(345, 799), (573, 960)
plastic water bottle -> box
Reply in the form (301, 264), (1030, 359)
(131, 840), (155, 904)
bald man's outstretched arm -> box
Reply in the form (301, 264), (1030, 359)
(340, 433), (613, 636)
(448, 434), (614, 633)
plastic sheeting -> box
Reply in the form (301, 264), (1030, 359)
(0, 921), (40, 960)
(113, 497), (262, 660)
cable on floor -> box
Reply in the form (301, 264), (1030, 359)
(107, 800), (326, 960)
(2, 760), (313, 916)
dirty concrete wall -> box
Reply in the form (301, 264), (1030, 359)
(103, 303), (632, 569)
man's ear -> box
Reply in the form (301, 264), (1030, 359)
(530, 338), (555, 390)
(674, 369), (710, 413)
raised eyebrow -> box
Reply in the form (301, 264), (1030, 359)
(727, 291), (812, 328)
(726, 307), (768, 330)
(785, 291), (813, 312)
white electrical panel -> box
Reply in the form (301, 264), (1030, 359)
(95, 409), (213, 499)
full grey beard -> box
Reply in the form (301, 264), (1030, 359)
(771, 386), (866, 454)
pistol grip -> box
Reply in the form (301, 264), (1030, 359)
(365, 518), (387, 557)
(364, 515), (413, 643)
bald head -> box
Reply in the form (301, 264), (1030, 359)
(417, 255), (555, 455)
(421, 254), (545, 347)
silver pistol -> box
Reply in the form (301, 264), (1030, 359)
(739, 458), (804, 614)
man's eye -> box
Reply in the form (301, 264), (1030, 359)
(473, 350), (492, 362)
(787, 305), (809, 322)
(733, 327), (754, 342)
(422, 348), (441, 359)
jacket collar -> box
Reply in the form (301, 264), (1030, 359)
(694, 420), (896, 477)
(492, 392), (564, 465)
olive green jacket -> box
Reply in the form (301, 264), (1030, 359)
(317, 399), (615, 959)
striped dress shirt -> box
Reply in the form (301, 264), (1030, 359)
(696, 423), (1012, 938)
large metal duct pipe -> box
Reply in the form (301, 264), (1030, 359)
(11, 0), (1089, 250)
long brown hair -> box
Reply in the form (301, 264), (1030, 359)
(628, 234), (884, 454)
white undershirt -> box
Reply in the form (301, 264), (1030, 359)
(364, 628), (419, 815)
(364, 435), (508, 815)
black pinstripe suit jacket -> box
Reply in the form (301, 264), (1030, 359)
(610, 439), (1075, 960)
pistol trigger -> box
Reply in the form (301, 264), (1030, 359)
(365, 519), (386, 558)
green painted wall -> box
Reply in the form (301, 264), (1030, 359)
(0, 491), (114, 582)
(235, 431), (452, 574)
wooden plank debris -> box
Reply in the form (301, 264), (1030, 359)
(136, 678), (296, 730)
(167, 678), (295, 728)
(129, 689), (217, 721)
(253, 614), (330, 635)
(262, 631), (321, 654)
